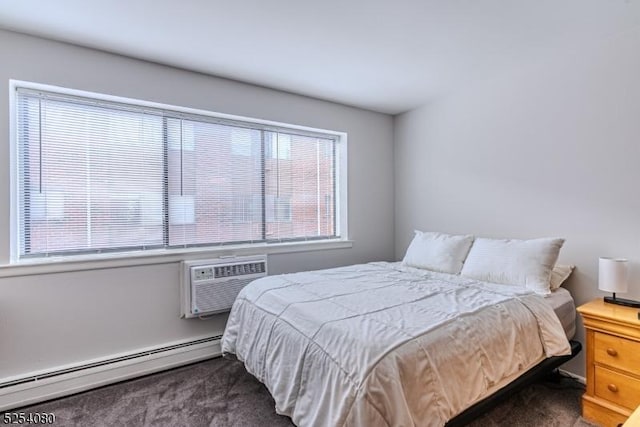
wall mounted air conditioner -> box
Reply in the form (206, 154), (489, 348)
(180, 255), (267, 318)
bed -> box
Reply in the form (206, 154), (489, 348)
(222, 260), (579, 427)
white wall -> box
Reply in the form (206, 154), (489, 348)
(0, 30), (395, 379)
(394, 25), (640, 376)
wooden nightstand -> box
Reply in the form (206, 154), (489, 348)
(577, 299), (640, 427)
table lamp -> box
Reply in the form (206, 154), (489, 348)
(599, 257), (640, 308)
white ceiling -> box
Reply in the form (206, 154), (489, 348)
(1, 0), (639, 114)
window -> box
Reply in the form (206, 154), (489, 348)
(14, 84), (342, 259)
(232, 195), (261, 224)
(265, 195), (292, 223)
(265, 132), (291, 160)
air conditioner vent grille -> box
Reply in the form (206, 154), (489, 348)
(214, 262), (265, 278)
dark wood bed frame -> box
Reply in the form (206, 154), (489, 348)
(445, 340), (582, 426)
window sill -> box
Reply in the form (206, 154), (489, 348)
(0, 239), (353, 278)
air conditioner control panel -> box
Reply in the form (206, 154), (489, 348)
(193, 267), (214, 281)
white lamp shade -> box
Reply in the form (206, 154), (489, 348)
(599, 257), (629, 293)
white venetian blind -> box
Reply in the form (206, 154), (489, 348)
(15, 86), (339, 259)
(166, 118), (264, 247)
(264, 131), (336, 241)
(17, 90), (165, 257)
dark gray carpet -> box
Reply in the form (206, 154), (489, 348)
(21, 357), (597, 426)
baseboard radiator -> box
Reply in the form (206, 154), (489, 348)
(0, 335), (222, 411)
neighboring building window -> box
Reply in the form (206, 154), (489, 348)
(265, 195), (292, 223)
(14, 84), (341, 258)
(168, 119), (195, 151)
(232, 195), (261, 224)
(265, 132), (291, 160)
(230, 127), (256, 157)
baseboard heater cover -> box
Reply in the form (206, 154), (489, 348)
(0, 335), (222, 411)
(0, 335), (221, 390)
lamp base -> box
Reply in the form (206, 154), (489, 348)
(604, 295), (640, 308)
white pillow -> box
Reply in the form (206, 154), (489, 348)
(460, 237), (565, 295)
(550, 264), (575, 290)
(402, 231), (474, 274)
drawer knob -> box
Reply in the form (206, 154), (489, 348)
(606, 348), (618, 357)
(607, 383), (618, 393)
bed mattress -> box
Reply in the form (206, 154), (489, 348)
(222, 261), (571, 427)
(545, 287), (576, 339)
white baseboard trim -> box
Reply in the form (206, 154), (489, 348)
(0, 337), (222, 411)
(559, 368), (586, 384)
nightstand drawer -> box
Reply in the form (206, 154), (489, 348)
(595, 366), (640, 410)
(595, 332), (640, 372)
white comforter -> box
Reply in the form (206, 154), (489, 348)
(222, 262), (571, 427)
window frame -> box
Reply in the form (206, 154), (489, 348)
(8, 80), (349, 265)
